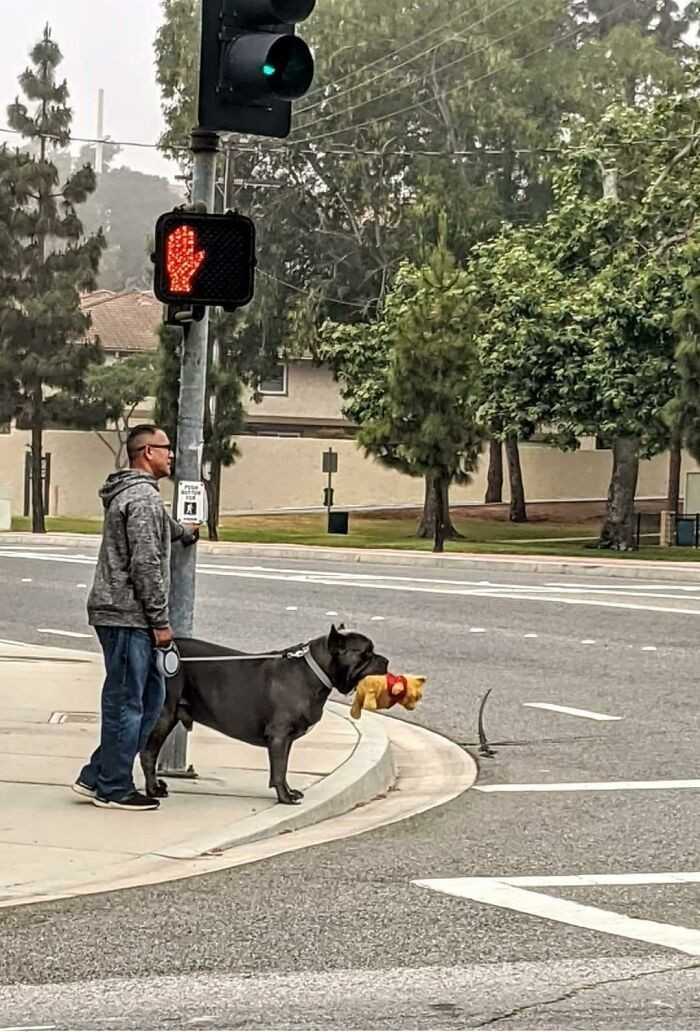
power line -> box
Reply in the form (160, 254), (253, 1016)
(296, 0), (523, 118)
(287, 0), (635, 148)
(257, 268), (378, 308)
(291, 6), (559, 140)
(300, 0), (514, 105)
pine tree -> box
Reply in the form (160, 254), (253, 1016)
(0, 26), (104, 532)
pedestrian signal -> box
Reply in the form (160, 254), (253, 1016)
(153, 210), (256, 309)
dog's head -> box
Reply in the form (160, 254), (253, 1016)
(326, 624), (389, 695)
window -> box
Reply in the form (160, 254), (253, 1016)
(258, 363), (288, 396)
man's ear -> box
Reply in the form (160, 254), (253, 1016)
(328, 624), (345, 654)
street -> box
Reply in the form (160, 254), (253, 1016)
(0, 541), (699, 1029)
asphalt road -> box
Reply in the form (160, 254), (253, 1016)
(0, 541), (699, 1030)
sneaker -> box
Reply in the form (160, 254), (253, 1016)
(93, 791), (160, 811)
(72, 780), (96, 799)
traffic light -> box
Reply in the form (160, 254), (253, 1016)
(198, 0), (316, 138)
(153, 210), (256, 309)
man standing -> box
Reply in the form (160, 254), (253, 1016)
(74, 424), (198, 811)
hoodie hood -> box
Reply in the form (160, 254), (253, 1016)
(99, 469), (159, 510)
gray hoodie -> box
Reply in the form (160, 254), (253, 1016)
(87, 469), (186, 630)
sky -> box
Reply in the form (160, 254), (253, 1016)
(0, 0), (179, 182)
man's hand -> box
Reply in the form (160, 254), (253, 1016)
(153, 626), (174, 647)
(181, 524), (200, 548)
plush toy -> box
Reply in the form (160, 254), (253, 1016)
(350, 673), (426, 719)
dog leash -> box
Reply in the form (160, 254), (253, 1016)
(157, 643), (336, 690)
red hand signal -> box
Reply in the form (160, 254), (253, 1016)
(166, 225), (206, 294)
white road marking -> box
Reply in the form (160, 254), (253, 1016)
(523, 702), (621, 722)
(523, 633), (539, 639)
(371, 616), (385, 621)
(476, 779), (700, 793)
(76, 583), (87, 588)
(6, 551), (700, 617)
(21, 578), (32, 583)
(581, 639), (597, 644)
(469, 627), (487, 634)
(414, 872), (700, 956)
(36, 628), (92, 639)
(285, 606), (298, 612)
(642, 646), (658, 652)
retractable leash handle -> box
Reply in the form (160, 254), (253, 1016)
(155, 641), (182, 679)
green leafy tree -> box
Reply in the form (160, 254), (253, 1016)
(320, 225), (482, 550)
(0, 27), (104, 532)
(82, 353), (159, 469)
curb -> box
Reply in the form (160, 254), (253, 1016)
(156, 703), (396, 860)
(3, 531), (700, 582)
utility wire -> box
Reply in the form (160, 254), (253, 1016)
(257, 268), (378, 308)
(300, 0), (517, 104)
(296, 0), (523, 117)
(288, 0), (635, 148)
(291, 6), (559, 140)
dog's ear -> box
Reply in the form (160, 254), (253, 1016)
(328, 624), (346, 654)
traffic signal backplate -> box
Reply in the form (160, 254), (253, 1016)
(153, 210), (256, 308)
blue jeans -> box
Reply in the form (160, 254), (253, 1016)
(79, 626), (165, 801)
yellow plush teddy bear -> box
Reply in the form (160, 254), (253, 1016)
(350, 673), (426, 720)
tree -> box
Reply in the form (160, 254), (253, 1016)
(320, 225), (482, 550)
(82, 353), (159, 469)
(79, 167), (181, 291)
(0, 27), (104, 532)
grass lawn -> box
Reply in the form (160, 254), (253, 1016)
(7, 511), (699, 562)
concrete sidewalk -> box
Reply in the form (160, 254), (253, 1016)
(2, 531), (700, 581)
(0, 641), (396, 906)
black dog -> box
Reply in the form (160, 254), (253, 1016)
(140, 625), (389, 805)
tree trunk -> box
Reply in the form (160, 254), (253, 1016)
(485, 439), (504, 504)
(505, 436), (527, 523)
(206, 456), (222, 542)
(433, 473), (446, 554)
(31, 390), (46, 534)
(667, 432), (682, 514)
(417, 474), (462, 539)
(596, 436), (640, 551)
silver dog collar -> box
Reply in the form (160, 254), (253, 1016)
(303, 649), (335, 692)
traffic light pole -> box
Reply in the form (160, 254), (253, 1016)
(157, 128), (219, 777)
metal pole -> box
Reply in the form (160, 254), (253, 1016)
(158, 127), (219, 776)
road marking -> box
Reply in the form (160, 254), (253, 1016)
(76, 583), (87, 588)
(371, 616), (385, 621)
(6, 551), (700, 618)
(476, 779), (700, 793)
(36, 628), (92, 639)
(285, 606), (298, 612)
(642, 646), (658, 652)
(21, 578), (32, 583)
(523, 633), (539, 639)
(470, 627), (487, 634)
(580, 639), (597, 645)
(326, 611), (338, 616)
(413, 872), (700, 956)
(523, 702), (621, 722)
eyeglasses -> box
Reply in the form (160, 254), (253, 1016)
(136, 444), (173, 453)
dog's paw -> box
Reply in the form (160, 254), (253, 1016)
(288, 788), (304, 802)
(276, 787), (304, 805)
(147, 779), (169, 799)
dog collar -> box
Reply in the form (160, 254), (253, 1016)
(303, 649), (335, 692)
(386, 672), (408, 706)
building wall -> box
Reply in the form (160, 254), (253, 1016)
(1, 427), (697, 519)
(245, 361), (346, 422)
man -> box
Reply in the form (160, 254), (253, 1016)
(74, 424), (198, 811)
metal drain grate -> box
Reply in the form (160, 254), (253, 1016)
(48, 711), (99, 725)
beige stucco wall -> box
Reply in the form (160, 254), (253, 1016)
(1, 427), (699, 518)
(246, 361), (345, 421)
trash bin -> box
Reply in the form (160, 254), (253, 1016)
(676, 516), (698, 547)
(327, 510), (349, 535)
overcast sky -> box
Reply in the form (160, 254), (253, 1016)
(0, 0), (178, 181)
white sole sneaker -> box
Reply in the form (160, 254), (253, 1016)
(92, 795), (159, 811)
(72, 781), (96, 799)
